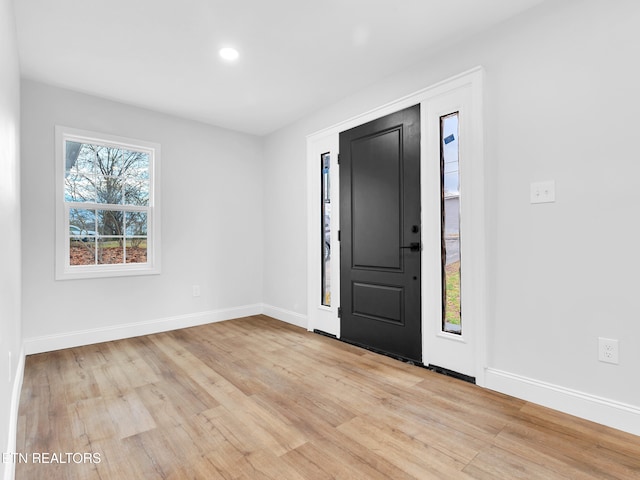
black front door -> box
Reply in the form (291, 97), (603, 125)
(339, 104), (421, 362)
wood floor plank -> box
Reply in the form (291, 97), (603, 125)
(104, 390), (158, 439)
(493, 421), (629, 480)
(68, 396), (118, 443)
(211, 448), (308, 480)
(463, 444), (570, 480)
(519, 401), (640, 462)
(298, 434), (416, 480)
(134, 380), (210, 428)
(338, 415), (475, 479)
(359, 406), (484, 465)
(15, 315), (640, 479)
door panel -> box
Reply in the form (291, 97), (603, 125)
(352, 282), (403, 324)
(351, 129), (402, 270)
(340, 104), (421, 362)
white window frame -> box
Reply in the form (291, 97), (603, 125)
(55, 126), (161, 280)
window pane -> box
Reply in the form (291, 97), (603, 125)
(96, 176), (124, 204)
(441, 113), (461, 335)
(126, 211), (147, 236)
(98, 238), (124, 265)
(125, 238), (147, 264)
(92, 144), (123, 175)
(65, 170), (95, 203)
(69, 208), (96, 238)
(124, 178), (149, 206)
(98, 210), (124, 236)
(123, 150), (149, 179)
(70, 238), (96, 265)
(321, 153), (331, 306)
(122, 150), (149, 206)
(65, 141), (95, 202)
(66, 141), (94, 176)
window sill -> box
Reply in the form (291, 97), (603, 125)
(55, 263), (161, 281)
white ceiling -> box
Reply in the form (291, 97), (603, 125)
(14, 0), (545, 136)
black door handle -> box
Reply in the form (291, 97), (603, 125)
(400, 242), (421, 252)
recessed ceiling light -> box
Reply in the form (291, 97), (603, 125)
(219, 47), (239, 61)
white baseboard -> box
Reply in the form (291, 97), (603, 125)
(23, 304), (263, 355)
(4, 347), (25, 480)
(485, 367), (640, 437)
(261, 304), (308, 329)
(22, 304), (307, 355)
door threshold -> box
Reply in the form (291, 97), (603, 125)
(426, 364), (476, 384)
(312, 329), (337, 339)
(313, 332), (476, 385)
(334, 337), (423, 367)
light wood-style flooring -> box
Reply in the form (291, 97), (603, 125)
(16, 315), (640, 479)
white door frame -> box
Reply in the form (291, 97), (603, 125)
(306, 67), (487, 386)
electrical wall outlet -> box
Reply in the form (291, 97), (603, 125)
(530, 180), (555, 204)
(598, 337), (619, 364)
(192, 285), (201, 297)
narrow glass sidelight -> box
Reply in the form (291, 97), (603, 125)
(321, 153), (331, 306)
(441, 113), (461, 334)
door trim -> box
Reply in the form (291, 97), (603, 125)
(306, 67), (486, 385)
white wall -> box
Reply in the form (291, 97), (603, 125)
(0, 0), (22, 476)
(21, 80), (264, 349)
(263, 0), (640, 429)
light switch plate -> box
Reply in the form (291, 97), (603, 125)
(530, 180), (555, 204)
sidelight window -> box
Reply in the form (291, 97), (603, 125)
(440, 113), (461, 334)
(321, 153), (331, 306)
